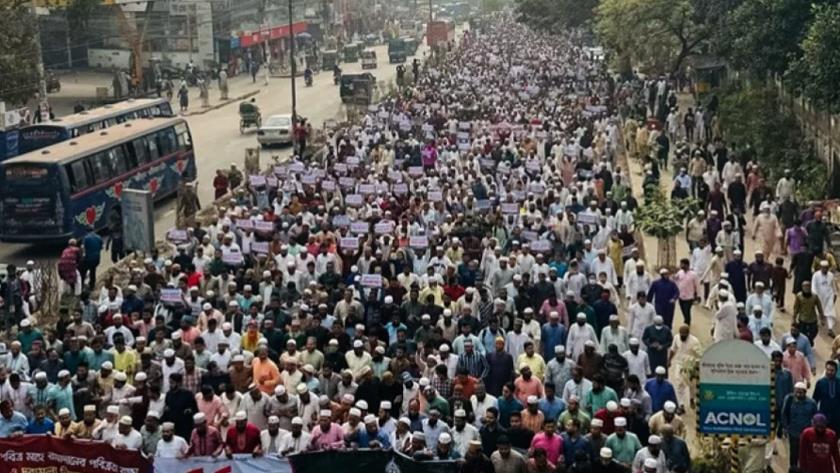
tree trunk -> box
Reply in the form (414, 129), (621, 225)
(656, 236), (677, 270)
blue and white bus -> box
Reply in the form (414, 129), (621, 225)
(0, 117), (195, 242)
(15, 98), (174, 157)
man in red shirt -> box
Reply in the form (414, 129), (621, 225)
(225, 410), (262, 457)
(799, 413), (840, 473)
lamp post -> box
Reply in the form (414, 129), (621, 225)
(288, 0), (297, 124)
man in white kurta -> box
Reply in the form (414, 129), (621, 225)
(713, 290), (738, 343)
(565, 313), (599, 361)
(812, 261), (837, 335)
(628, 295), (656, 342)
(752, 206), (781, 258)
(623, 338), (652, 382)
(669, 326), (702, 410)
(624, 262), (652, 303)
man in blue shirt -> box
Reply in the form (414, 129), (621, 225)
(644, 366), (677, 413)
(81, 226), (103, 290)
(354, 415), (392, 448)
(25, 405), (54, 435)
(538, 382), (566, 421)
(0, 400), (28, 438)
(541, 312), (567, 360)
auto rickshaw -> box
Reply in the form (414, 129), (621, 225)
(404, 37), (418, 56)
(340, 73), (376, 105)
(364, 34), (378, 47)
(321, 50), (339, 71)
(238, 99), (262, 134)
(361, 50), (377, 70)
(343, 43), (360, 63)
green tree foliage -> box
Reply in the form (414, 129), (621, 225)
(786, 4), (840, 112)
(515, 0), (597, 31)
(718, 85), (828, 200)
(636, 188), (699, 239)
(718, 0), (816, 77)
(595, 0), (709, 75)
(0, 2), (40, 106)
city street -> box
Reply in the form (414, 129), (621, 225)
(0, 41), (416, 266)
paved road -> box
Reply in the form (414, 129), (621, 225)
(0, 42), (418, 266)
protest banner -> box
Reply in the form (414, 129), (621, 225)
(501, 203), (519, 214)
(339, 177), (356, 188)
(254, 221), (274, 232)
(0, 436), (152, 473)
(222, 252), (244, 265)
(428, 191), (443, 202)
(408, 166), (424, 176)
(332, 215), (351, 227)
(248, 175), (266, 187)
(531, 239), (552, 252)
(236, 219), (254, 230)
(301, 174), (317, 185)
(322, 180), (337, 191)
(409, 236), (429, 248)
(350, 222), (370, 234)
(393, 183), (409, 194)
(166, 228), (188, 242)
(340, 237), (359, 248)
(375, 221), (394, 234)
(345, 194), (364, 206)
(359, 184), (376, 194)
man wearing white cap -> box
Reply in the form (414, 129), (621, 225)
(224, 411), (262, 456)
(345, 339), (373, 379)
(813, 260), (837, 337)
(632, 435), (667, 473)
(93, 405), (120, 442)
(648, 401), (684, 437)
(155, 421), (189, 458)
(604, 417), (641, 466)
(112, 415), (143, 450)
(161, 348), (185, 393)
(546, 345), (575, 394)
(566, 313), (598, 361)
(260, 416), (287, 454)
(712, 289), (738, 342)
(597, 447), (625, 472)
(310, 409), (344, 450)
(278, 417), (311, 455)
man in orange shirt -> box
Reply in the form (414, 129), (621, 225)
(514, 365), (545, 405)
(252, 347), (281, 394)
(520, 396), (545, 433)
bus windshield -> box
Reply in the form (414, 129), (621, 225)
(3, 162), (54, 185)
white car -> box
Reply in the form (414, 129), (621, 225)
(257, 114), (293, 146)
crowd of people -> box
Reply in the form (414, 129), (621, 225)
(1, 11), (840, 473)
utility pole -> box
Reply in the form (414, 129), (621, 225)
(428, 0), (432, 24)
(288, 0), (297, 124)
(186, 4), (194, 63)
(31, 6), (48, 121)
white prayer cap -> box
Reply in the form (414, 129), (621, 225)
(320, 410), (332, 417)
(19, 319), (31, 327)
(234, 411), (247, 421)
(606, 401), (618, 412)
(527, 395), (539, 404)
(291, 417), (304, 426)
(364, 414), (377, 425)
(135, 372), (148, 382)
(353, 340), (364, 348)
(584, 340), (596, 347)
(58, 369), (70, 378)
(349, 408), (361, 417)
(356, 400), (369, 410)
(664, 401), (677, 413)
(554, 345), (565, 354)
(162, 422), (175, 430)
(629, 338), (640, 345)
(455, 409), (467, 418)
(719, 289), (730, 299)
(614, 417), (627, 427)
(439, 344), (450, 352)
(203, 303), (212, 310)
(193, 413), (207, 423)
(106, 405), (120, 415)
(380, 401), (392, 410)
(275, 385), (286, 395)
(58, 408), (71, 417)
(576, 313), (587, 320)
(620, 398), (631, 408)
(268, 416), (280, 424)
(114, 371), (127, 381)
(644, 458), (659, 469)
(438, 433), (452, 444)
(591, 418), (604, 427)
(119, 416), (133, 425)
(655, 366), (667, 375)
(795, 382), (807, 391)
(398, 417), (411, 425)
(163, 349), (175, 358)
(609, 314), (619, 322)
(600, 447), (613, 458)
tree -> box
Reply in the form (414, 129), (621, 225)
(0, 2), (41, 106)
(515, 0), (597, 31)
(717, 0), (816, 77)
(595, 0), (710, 75)
(786, 3), (840, 112)
(635, 188), (699, 268)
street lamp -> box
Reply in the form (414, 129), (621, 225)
(288, 0), (298, 138)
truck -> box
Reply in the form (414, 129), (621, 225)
(427, 20), (455, 48)
(388, 38), (407, 63)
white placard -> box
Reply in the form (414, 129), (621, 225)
(273, 166), (287, 176)
(359, 184), (376, 194)
(333, 215), (351, 226)
(375, 221), (394, 234)
(393, 183), (409, 195)
(340, 237), (359, 248)
(409, 236), (429, 248)
(301, 174), (317, 185)
(236, 219), (254, 230)
(531, 239), (552, 252)
(408, 166), (424, 176)
(345, 194), (364, 206)
(166, 228), (188, 242)
(428, 191), (443, 202)
(160, 288), (183, 304)
(289, 162), (305, 173)
(476, 199), (492, 210)
(360, 274), (382, 288)
(266, 176), (278, 187)
(521, 230), (539, 242)
(222, 252), (244, 265)
(339, 177), (356, 188)
(252, 241), (270, 254)
(351, 222), (370, 234)
(254, 221), (274, 232)
(501, 203), (519, 214)
(249, 175), (266, 186)
(322, 180), (336, 191)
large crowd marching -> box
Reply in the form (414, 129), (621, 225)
(1, 13), (840, 473)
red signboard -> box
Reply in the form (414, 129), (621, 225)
(239, 21), (308, 47)
(0, 435), (153, 473)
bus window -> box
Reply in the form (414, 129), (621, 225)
(70, 128), (81, 138)
(146, 134), (160, 161)
(160, 102), (173, 116)
(107, 147), (128, 176)
(157, 128), (177, 156)
(89, 152), (113, 184)
(175, 123), (192, 150)
(106, 118), (118, 127)
(67, 160), (91, 193)
(118, 142), (137, 169)
(131, 138), (149, 164)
